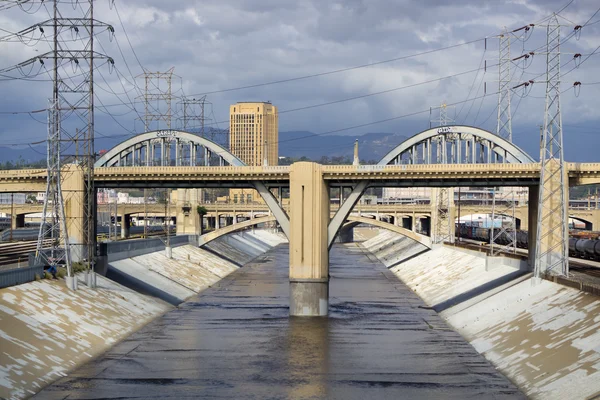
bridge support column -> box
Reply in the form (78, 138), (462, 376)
(337, 227), (353, 243)
(402, 216), (412, 230)
(289, 162), (329, 317)
(11, 214), (25, 229)
(528, 185), (539, 268)
(121, 214), (131, 239)
(63, 164), (85, 262)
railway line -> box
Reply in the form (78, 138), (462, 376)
(451, 238), (600, 282)
(0, 240), (51, 270)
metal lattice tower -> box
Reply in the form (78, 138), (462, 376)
(138, 69), (174, 250)
(491, 28), (517, 256)
(432, 103), (454, 244)
(534, 14), (569, 278)
(496, 28), (512, 142)
(138, 68), (174, 131)
(36, 100), (72, 276)
(181, 96), (207, 134)
(30, 0), (112, 286)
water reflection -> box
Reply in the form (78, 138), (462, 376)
(286, 317), (330, 399)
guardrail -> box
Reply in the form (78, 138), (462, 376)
(0, 264), (44, 289)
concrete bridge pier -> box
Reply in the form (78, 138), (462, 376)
(337, 226), (354, 243)
(120, 214), (131, 239)
(10, 214), (25, 230)
(63, 163), (85, 262)
(528, 185), (539, 268)
(289, 162), (329, 317)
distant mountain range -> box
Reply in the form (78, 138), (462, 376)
(0, 130), (409, 165)
(278, 131), (408, 162)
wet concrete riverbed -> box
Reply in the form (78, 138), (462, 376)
(34, 244), (524, 399)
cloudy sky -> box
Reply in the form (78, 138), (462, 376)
(0, 0), (598, 161)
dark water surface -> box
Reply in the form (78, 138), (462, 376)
(34, 244), (524, 399)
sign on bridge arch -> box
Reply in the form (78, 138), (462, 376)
(156, 130), (178, 139)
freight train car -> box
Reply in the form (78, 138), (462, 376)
(456, 224), (600, 260)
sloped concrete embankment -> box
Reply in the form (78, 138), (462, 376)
(365, 230), (600, 400)
(362, 230), (430, 267)
(0, 275), (172, 400)
(0, 230), (286, 400)
(107, 230), (287, 305)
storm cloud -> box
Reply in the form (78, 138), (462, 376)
(0, 0), (598, 161)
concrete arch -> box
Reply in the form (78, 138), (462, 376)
(95, 130), (245, 168)
(95, 130), (291, 239)
(328, 125), (535, 248)
(569, 216), (593, 230)
(346, 216), (431, 248)
(198, 216), (277, 246)
(379, 125), (535, 165)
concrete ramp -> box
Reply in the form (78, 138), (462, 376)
(0, 275), (171, 400)
(363, 230), (430, 266)
(109, 230), (285, 305)
(204, 230), (282, 265)
(108, 245), (239, 305)
(444, 278), (600, 400)
(382, 242), (600, 399)
(390, 245), (525, 308)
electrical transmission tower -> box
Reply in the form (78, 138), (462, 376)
(496, 28), (513, 142)
(432, 103), (454, 244)
(491, 28), (517, 256)
(25, 0), (113, 289)
(138, 68), (174, 132)
(181, 96), (207, 134)
(138, 69), (175, 255)
(36, 100), (72, 278)
(534, 14), (569, 278)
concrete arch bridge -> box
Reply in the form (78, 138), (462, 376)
(2, 126), (600, 315)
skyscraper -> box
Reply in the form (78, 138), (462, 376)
(229, 102), (278, 167)
(228, 102), (278, 203)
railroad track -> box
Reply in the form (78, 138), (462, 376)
(0, 240), (52, 268)
(450, 240), (600, 280)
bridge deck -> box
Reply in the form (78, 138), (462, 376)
(35, 244), (523, 399)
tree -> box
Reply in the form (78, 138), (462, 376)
(197, 205), (207, 235)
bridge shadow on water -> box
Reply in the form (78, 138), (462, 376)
(34, 244), (524, 399)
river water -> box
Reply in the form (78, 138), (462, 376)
(34, 243), (524, 399)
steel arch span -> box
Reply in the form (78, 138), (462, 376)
(328, 125), (536, 248)
(95, 130), (290, 238)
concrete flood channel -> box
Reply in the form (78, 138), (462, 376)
(34, 243), (524, 399)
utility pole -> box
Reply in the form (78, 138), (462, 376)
(9, 193), (13, 242)
(534, 14), (569, 278)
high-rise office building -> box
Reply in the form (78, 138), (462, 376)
(229, 102), (278, 167)
(228, 102), (278, 203)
